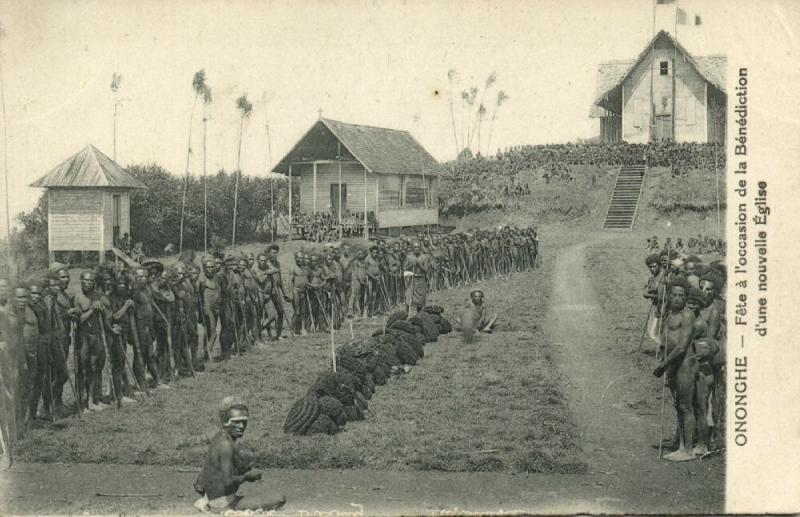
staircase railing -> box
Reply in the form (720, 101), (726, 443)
(602, 166), (623, 228)
(629, 166), (648, 230)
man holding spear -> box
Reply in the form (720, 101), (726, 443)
(73, 271), (114, 411)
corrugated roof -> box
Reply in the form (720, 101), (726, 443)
(31, 145), (147, 189)
(590, 31), (727, 116)
(273, 119), (440, 176)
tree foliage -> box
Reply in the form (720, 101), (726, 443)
(127, 164), (295, 254)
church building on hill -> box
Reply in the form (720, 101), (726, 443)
(590, 30), (726, 144)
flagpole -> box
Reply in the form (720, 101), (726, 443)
(673, 0), (678, 141)
(650, 0), (656, 142)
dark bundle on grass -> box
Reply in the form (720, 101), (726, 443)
(284, 395), (320, 436)
(344, 404), (364, 421)
(310, 370), (357, 406)
(336, 355), (368, 377)
(372, 365), (388, 385)
(416, 313), (441, 342)
(318, 396), (345, 422)
(354, 392), (368, 412)
(306, 414), (338, 435)
(395, 341), (418, 365)
(423, 305), (444, 315)
(386, 309), (407, 326)
(389, 320), (417, 334)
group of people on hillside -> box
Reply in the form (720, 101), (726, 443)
(291, 211), (376, 243)
(646, 235), (726, 257)
(642, 243), (726, 462)
(496, 141), (725, 170)
(0, 225), (537, 449)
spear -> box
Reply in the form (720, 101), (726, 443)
(152, 301), (178, 379)
(96, 311), (120, 411)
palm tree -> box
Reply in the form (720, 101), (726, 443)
(487, 90), (509, 156)
(461, 88), (479, 154)
(110, 73), (122, 161)
(476, 104), (487, 155)
(447, 69), (460, 158)
(231, 95), (253, 246)
(194, 71), (213, 254)
(468, 72), (496, 152)
(178, 70), (205, 253)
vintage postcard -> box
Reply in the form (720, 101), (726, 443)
(0, 0), (798, 515)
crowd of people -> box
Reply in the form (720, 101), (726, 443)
(641, 240), (726, 461)
(646, 235), (726, 256)
(0, 225), (538, 449)
(496, 141), (725, 171)
(291, 211), (377, 243)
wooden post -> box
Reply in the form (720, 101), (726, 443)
(338, 161), (342, 240)
(312, 161), (318, 214)
(704, 82), (709, 141)
(330, 302), (336, 372)
(363, 166), (368, 240)
(203, 108), (208, 254)
(374, 174), (380, 236)
(99, 191), (106, 263)
(288, 164), (293, 232)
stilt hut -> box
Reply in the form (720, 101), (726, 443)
(272, 118), (440, 236)
(30, 145), (147, 262)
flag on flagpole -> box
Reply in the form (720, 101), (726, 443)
(676, 7), (688, 25)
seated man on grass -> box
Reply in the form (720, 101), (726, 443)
(459, 289), (497, 343)
(194, 396), (286, 513)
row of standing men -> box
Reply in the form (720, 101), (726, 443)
(0, 225), (538, 450)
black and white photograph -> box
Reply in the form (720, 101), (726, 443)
(0, 0), (798, 514)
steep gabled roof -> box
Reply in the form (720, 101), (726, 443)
(31, 145), (147, 189)
(273, 118), (440, 176)
(591, 30), (727, 116)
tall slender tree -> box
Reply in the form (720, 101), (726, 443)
(447, 69), (460, 158)
(199, 75), (213, 254)
(468, 72), (495, 152)
(110, 73), (122, 161)
(486, 90), (509, 156)
(231, 95), (253, 246)
(178, 70), (205, 253)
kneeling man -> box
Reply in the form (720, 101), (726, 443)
(459, 289), (497, 343)
(194, 396), (286, 512)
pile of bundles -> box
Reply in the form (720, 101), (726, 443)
(283, 306), (453, 436)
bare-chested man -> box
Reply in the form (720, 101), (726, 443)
(652, 280), (698, 462)
(194, 396), (286, 512)
(459, 289), (497, 343)
(685, 287), (719, 456)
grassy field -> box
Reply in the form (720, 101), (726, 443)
(15, 248), (587, 475)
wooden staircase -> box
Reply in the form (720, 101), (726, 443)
(603, 164), (647, 230)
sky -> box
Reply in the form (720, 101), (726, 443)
(0, 0), (791, 230)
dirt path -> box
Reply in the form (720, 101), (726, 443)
(546, 239), (723, 513)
